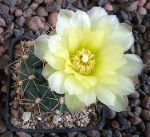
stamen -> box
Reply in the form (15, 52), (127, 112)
(82, 54), (89, 63)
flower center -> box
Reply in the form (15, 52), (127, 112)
(71, 48), (95, 75)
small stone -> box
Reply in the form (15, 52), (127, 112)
(22, 112), (31, 122)
(113, 130), (122, 137)
(134, 106), (142, 116)
(142, 96), (150, 110)
(141, 109), (150, 121)
(0, 18), (6, 27)
(27, 16), (45, 31)
(138, 0), (147, 7)
(120, 1), (138, 11)
(46, 1), (61, 12)
(16, 132), (31, 137)
(30, 2), (39, 10)
(129, 99), (141, 107)
(145, 2), (150, 9)
(0, 27), (3, 34)
(0, 131), (13, 137)
(138, 7), (147, 15)
(76, 133), (87, 137)
(101, 129), (112, 137)
(104, 3), (113, 11)
(68, 132), (77, 137)
(143, 51), (150, 65)
(0, 3), (9, 15)
(23, 8), (33, 17)
(4, 0), (17, 6)
(105, 107), (116, 119)
(128, 92), (139, 99)
(15, 9), (23, 17)
(34, 0), (43, 4)
(44, 0), (54, 4)
(48, 12), (58, 28)
(130, 116), (141, 125)
(145, 122), (150, 137)
(86, 130), (100, 137)
(111, 120), (120, 129)
(0, 121), (7, 133)
(2, 14), (14, 24)
(36, 7), (48, 17)
(16, 16), (25, 26)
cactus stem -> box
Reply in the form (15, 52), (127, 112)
(24, 81), (30, 92)
(51, 103), (59, 111)
(46, 97), (58, 101)
(33, 80), (40, 92)
(12, 66), (28, 76)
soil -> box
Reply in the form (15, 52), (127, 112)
(9, 40), (102, 130)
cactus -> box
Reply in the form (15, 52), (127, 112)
(18, 45), (68, 113)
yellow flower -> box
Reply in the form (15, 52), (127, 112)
(34, 7), (143, 112)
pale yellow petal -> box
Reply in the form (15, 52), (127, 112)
(34, 35), (50, 61)
(56, 9), (75, 35)
(42, 64), (56, 80)
(43, 51), (65, 70)
(118, 54), (143, 76)
(88, 7), (107, 26)
(95, 84), (128, 112)
(65, 93), (85, 112)
(76, 88), (96, 106)
(48, 71), (66, 94)
(64, 75), (85, 95)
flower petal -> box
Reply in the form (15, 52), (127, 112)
(48, 71), (66, 94)
(76, 88), (96, 106)
(56, 9), (75, 35)
(95, 84), (128, 112)
(106, 23), (134, 51)
(42, 64), (56, 80)
(71, 10), (90, 28)
(34, 35), (50, 61)
(88, 7), (107, 26)
(65, 93), (85, 112)
(44, 51), (65, 70)
(64, 75), (85, 95)
(48, 35), (69, 59)
(119, 54), (143, 76)
(108, 76), (135, 95)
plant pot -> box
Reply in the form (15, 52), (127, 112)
(5, 35), (106, 133)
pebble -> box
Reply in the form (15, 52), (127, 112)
(36, 7), (48, 17)
(44, 0), (54, 4)
(143, 51), (150, 64)
(113, 130), (122, 137)
(138, 7), (147, 15)
(34, 0), (43, 4)
(16, 16), (25, 26)
(0, 121), (7, 133)
(120, 1), (138, 11)
(76, 133), (87, 137)
(30, 2), (39, 10)
(101, 129), (112, 137)
(23, 8), (33, 17)
(0, 27), (3, 34)
(15, 9), (23, 17)
(0, 18), (6, 27)
(0, 131), (13, 137)
(145, 2), (150, 10)
(130, 116), (142, 125)
(104, 3), (113, 11)
(27, 16), (45, 31)
(46, 1), (61, 12)
(4, 0), (17, 6)
(134, 106), (142, 116)
(111, 120), (120, 129)
(130, 99), (141, 107)
(138, 0), (147, 7)
(16, 132), (31, 137)
(48, 12), (58, 28)
(0, 3), (9, 15)
(2, 14), (14, 24)
(142, 96), (150, 110)
(141, 109), (150, 121)
(128, 92), (139, 99)
(145, 122), (150, 137)
(86, 130), (100, 137)
(68, 132), (77, 137)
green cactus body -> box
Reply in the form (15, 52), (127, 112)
(19, 46), (68, 113)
